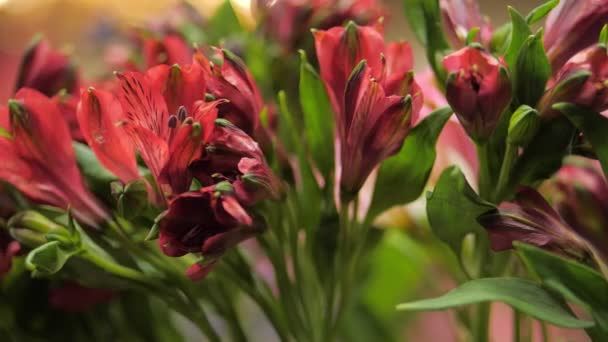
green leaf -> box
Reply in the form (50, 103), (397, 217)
(25, 241), (81, 277)
(397, 277), (594, 329)
(278, 91), (322, 231)
(207, 0), (242, 43)
(402, 0), (450, 83)
(516, 242), (608, 335)
(369, 107), (452, 218)
(505, 7), (532, 69)
(556, 102), (608, 177)
(600, 25), (608, 46)
(510, 116), (575, 189)
(514, 30), (550, 107)
(525, 0), (559, 25)
(299, 50), (334, 178)
(426, 166), (495, 256)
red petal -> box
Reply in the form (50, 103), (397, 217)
(145, 63), (206, 116)
(159, 124), (203, 195)
(116, 71), (169, 138)
(77, 87), (139, 183)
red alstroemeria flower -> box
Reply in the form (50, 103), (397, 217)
(78, 63), (221, 202)
(158, 183), (262, 280)
(314, 21), (422, 196)
(439, 0), (492, 49)
(538, 44), (608, 119)
(543, 0), (608, 72)
(190, 119), (282, 205)
(443, 46), (512, 141)
(195, 48), (264, 136)
(478, 187), (590, 259)
(15, 38), (83, 141)
(0, 89), (107, 226)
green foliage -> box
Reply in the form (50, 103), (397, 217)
(556, 102), (608, 177)
(504, 7), (532, 69)
(513, 30), (550, 107)
(25, 241), (81, 277)
(369, 107), (452, 218)
(397, 277), (594, 329)
(298, 50), (334, 178)
(206, 0), (242, 44)
(516, 243), (608, 337)
(402, 0), (450, 83)
(525, 0), (559, 25)
(426, 166), (495, 256)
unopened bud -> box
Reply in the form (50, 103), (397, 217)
(507, 105), (540, 146)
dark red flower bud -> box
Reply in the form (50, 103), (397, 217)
(15, 38), (79, 98)
(538, 45), (608, 119)
(443, 46), (512, 141)
(196, 48), (263, 135)
(543, 0), (608, 72)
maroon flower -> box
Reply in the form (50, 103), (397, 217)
(443, 46), (512, 141)
(0, 89), (108, 226)
(478, 187), (589, 259)
(190, 119), (281, 205)
(314, 22), (422, 196)
(158, 183), (262, 280)
(440, 0), (492, 49)
(543, 0), (608, 72)
(538, 45), (608, 119)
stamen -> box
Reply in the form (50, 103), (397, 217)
(178, 105), (187, 121)
(168, 115), (178, 128)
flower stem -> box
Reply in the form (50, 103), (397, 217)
(495, 143), (518, 202)
(476, 142), (493, 201)
(474, 302), (491, 342)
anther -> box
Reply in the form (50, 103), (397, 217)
(168, 115), (178, 128)
(177, 105), (187, 121)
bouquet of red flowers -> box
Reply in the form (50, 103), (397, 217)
(0, 0), (607, 340)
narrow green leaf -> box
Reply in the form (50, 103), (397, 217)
(207, 0), (242, 43)
(426, 166), (495, 255)
(510, 116), (575, 189)
(505, 7), (532, 69)
(557, 102), (608, 178)
(600, 25), (608, 46)
(514, 30), (550, 106)
(525, 0), (559, 25)
(397, 277), (594, 329)
(516, 242), (608, 335)
(0, 126), (11, 139)
(403, 0), (450, 83)
(299, 50), (334, 177)
(369, 107), (452, 218)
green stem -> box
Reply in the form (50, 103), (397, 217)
(82, 251), (156, 288)
(475, 142), (493, 201)
(495, 143), (517, 202)
(513, 309), (521, 342)
(473, 302), (491, 342)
